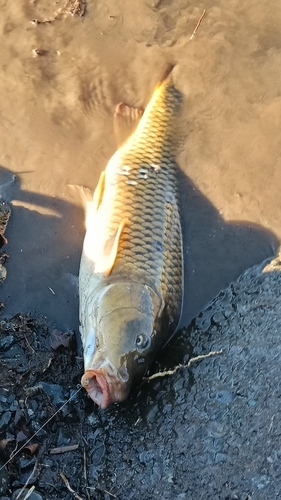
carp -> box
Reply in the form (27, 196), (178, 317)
(79, 67), (183, 408)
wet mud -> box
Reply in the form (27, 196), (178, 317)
(1, 0), (281, 498)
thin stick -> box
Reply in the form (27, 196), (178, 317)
(103, 489), (117, 499)
(144, 350), (223, 381)
(87, 488), (117, 499)
(16, 459), (38, 500)
(86, 486), (118, 498)
(50, 444), (79, 454)
(83, 448), (87, 480)
(60, 472), (84, 500)
(83, 447), (91, 500)
(0, 387), (82, 472)
(22, 487), (36, 500)
(189, 9), (206, 40)
(24, 335), (35, 354)
(103, 490), (117, 498)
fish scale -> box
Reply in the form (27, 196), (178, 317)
(79, 69), (184, 407)
(108, 78), (182, 331)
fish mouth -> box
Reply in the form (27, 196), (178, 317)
(81, 368), (129, 409)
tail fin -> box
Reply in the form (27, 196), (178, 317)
(156, 63), (175, 90)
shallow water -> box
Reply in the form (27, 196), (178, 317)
(0, 0), (280, 330)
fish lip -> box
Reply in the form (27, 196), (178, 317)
(81, 368), (128, 409)
(81, 369), (110, 409)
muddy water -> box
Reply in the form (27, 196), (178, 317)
(0, 0), (280, 330)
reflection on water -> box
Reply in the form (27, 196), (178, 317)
(0, 0), (280, 331)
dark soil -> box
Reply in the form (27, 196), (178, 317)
(1, 254), (281, 500)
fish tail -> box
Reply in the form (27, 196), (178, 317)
(157, 63), (175, 87)
(144, 64), (181, 126)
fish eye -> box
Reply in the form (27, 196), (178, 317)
(135, 334), (150, 350)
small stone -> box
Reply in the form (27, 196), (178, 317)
(19, 456), (36, 470)
(0, 202), (11, 247)
(0, 412), (11, 432)
(0, 335), (15, 352)
(35, 382), (65, 406)
(0, 395), (8, 413)
(0, 463), (9, 495)
(12, 489), (43, 500)
(50, 329), (75, 350)
(0, 263), (7, 283)
(215, 390), (236, 405)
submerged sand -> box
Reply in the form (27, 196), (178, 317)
(0, 0), (280, 329)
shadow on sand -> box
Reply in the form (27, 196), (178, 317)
(0, 164), (279, 334)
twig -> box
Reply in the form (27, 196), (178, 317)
(42, 357), (53, 372)
(24, 335), (35, 354)
(86, 486), (118, 498)
(144, 350), (223, 381)
(83, 448), (87, 480)
(22, 487), (36, 500)
(50, 444), (79, 454)
(83, 447), (90, 500)
(189, 9), (206, 40)
(87, 487), (117, 499)
(187, 350), (223, 366)
(16, 459), (38, 499)
(60, 472), (84, 500)
(103, 489), (117, 498)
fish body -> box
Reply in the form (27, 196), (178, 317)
(79, 69), (183, 408)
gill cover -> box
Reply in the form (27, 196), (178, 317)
(81, 281), (164, 407)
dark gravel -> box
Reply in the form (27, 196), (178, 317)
(0, 253), (281, 499)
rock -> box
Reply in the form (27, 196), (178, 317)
(0, 202), (10, 248)
(0, 202), (10, 283)
(19, 456), (37, 471)
(11, 489), (43, 500)
(35, 382), (66, 407)
(0, 395), (8, 413)
(50, 329), (76, 350)
(0, 335), (15, 352)
(0, 464), (9, 495)
(0, 412), (11, 433)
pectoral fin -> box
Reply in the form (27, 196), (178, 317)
(84, 171), (106, 232)
(94, 218), (127, 276)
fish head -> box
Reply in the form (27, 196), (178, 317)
(81, 281), (164, 409)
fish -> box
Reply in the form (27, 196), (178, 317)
(79, 66), (183, 408)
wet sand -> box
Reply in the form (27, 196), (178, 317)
(0, 0), (280, 329)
